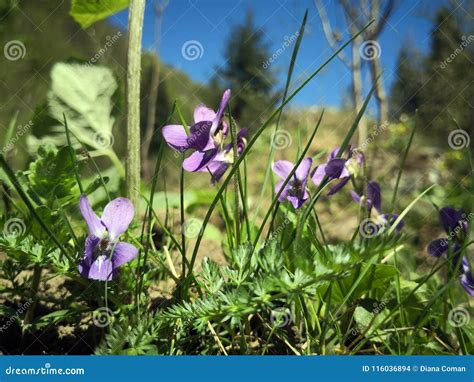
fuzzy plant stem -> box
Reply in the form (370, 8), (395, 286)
(23, 264), (42, 326)
(126, 0), (145, 207)
(229, 116), (240, 246)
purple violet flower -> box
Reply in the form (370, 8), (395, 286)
(78, 194), (138, 281)
(426, 207), (472, 297)
(427, 207), (466, 258)
(311, 146), (364, 195)
(162, 89), (231, 172)
(350, 181), (404, 232)
(272, 158), (312, 209)
(194, 128), (247, 183)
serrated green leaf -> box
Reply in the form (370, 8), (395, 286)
(70, 0), (129, 28)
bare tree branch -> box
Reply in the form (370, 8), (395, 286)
(314, 0), (351, 68)
(340, 0), (364, 31)
(371, 0), (396, 38)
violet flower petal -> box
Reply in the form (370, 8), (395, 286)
(183, 148), (218, 172)
(211, 89), (231, 134)
(439, 207), (464, 234)
(193, 104), (216, 123)
(87, 255), (114, 281)
(311, 164), (326, 186)
(187, 121), (213, 151)
(288, 194), (303, 209)
(368, 181), (382, 212)
(79, 195), (106, 238)
(350, 190), (361, 204)
(462, 256), (470, 274)
(460, 271), (474, 296)
(324, 158), (347, 179)
(223, 128), (247, 153)
(209, 162), (229, 183)
(427, 238), (449, 257)
(78, 235), (100, 277)
(328, 176), (350, 196)
(384, 213), (404, 232)
(272, 160), (294, 179)
(274, 180), (290, 202)
(112, 242), (138, 269)
(286, 187), (309, 209)
(295, 158), (313, 182)
(162, 124), (189, 152)
(101, 197), (135, 241)
(329, 147), (340, 160)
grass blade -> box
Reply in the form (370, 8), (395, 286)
(390, 116), (417, 212)
(387, 184), (436, 235)
(253, 10), (308, 223)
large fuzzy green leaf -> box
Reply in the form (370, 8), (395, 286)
(49, 63), (117, 135)
(27, 63), (123, 173)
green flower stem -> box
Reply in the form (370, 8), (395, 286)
(229, 113), (241, 246)
(23, 264), (42, 326)
(126, 0), (145, 208)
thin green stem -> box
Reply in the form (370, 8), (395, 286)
(63, 113), (84, 194)
(180, 155), (186, 278)
(126, 0), (146, 207)
(252, 10), (308, 224)
(390, 116), (417, 212)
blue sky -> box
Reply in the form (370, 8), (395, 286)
(111, 0), (449, 107)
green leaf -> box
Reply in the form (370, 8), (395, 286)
(70, 0), (129, 28)
(85, 176), (110, 195)
(33, 309), (75, 330)
(353, 305), (389, 338)
(27, 63), (123, 173)
(28, 146), (78, 203)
